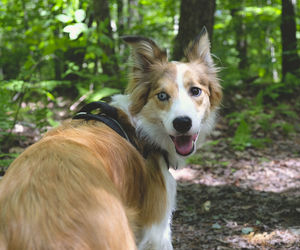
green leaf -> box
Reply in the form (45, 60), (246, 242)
(232, 119), (251, 150)
(212, 223), (222, 229)
(74, 9), (86, 23)
(242, 227), (254, 235)
(186, 154), (204, 165)
(56, 14), (73, 23)
(46, 91), (55, 101)
(63, 23), (87, 40)
(88, 88), (120, 102)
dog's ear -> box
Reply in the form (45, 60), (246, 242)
(185, 27), (213, 67)
(122, 36), (168, 115)
(122, 36), (167, 71)
(185, 28), (222, 109)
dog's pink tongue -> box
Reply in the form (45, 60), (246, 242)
(172, 135), (194, 156)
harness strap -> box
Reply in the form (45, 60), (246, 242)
(73, 101), (132, 145)
(73, 112), (130, 141)
(75, 101), (119, 120)
(73, 101), (170, 169)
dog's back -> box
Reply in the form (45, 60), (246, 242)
(0, 120), (145, 250)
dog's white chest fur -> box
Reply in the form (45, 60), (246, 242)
(138, 156), (176, 250)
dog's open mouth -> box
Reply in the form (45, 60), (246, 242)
(170, 134), (198, 156)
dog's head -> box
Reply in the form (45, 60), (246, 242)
(122, 28), (222, 161)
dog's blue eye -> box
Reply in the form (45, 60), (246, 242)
(157, 92), (169, 101)
(190, 87), (202, 97)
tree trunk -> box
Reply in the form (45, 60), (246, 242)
(230, 8), (248, 72)
(281, 0), (300, 79)
(93, 0), (118, 77)
(117, 0), (124, 37)
(127, 0), (142, 30)
(173, 0), (216, 61)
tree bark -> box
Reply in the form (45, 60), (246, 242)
(117, 0), (124, 37)
(281, 0), (300, 79)
(93, 0), (118, 77)
(173, 0), (216, 61)
(230, 8), (248, 72)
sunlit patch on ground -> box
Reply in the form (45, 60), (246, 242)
(171, 157), (300, 194)
(244, 228), (300, 246)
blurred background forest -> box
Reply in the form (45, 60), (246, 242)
(0, 0), (300, 169)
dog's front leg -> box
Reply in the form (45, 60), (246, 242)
(138, 220), (173, 250)
(138, 164), (176, 250)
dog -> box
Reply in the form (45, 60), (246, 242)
(0, 28), (221, 250)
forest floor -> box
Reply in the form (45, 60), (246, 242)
(171, 116), (300, 250)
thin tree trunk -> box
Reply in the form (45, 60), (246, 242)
(93, 0), (119, 77)
(281, 0), (300, 79)
(127, 0), (141, 29)
(230, 8), (248, 72)
(266, 27), (279, 82)
(173, 0), (216, 61)
(54, 28), (62, 80)
(117, 0), (124, 37)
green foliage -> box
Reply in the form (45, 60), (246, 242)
(231, 119), (252, 150)
(0, 87), (19, 167)
(0, 153), (19, 169)
(226, 81), (298, 151)
(275, 104), (298, 120)
(231, 119), (270, 151)
(0, 88), (14, 136)
(0, 0), (299, 169)
(214, 0), (282, 87)
(187, 154), (205, 165)
(0, 79), (64, 151)
(187, 153), (229, 167)
(124, 0), (178, 45)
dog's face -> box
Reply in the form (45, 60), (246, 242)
(123, 29), (222, 158)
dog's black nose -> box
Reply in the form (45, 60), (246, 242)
(173, 116), (192, 133)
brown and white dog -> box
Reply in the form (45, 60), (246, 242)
(0, 29), (221, 250)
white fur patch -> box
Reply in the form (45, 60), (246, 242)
(110, 94), (131, 115)
(138, 156), (176, 250)
(165, 63), (203, 136)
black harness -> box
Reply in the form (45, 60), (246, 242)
(73, 101), (170, 169)
(73, 101), (129, 140)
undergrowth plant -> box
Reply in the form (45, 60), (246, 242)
(0, 80), (66, 168)
(226, 79), (298, 151)
(0, 77), (121, 169)
(0, 87), (17, 168)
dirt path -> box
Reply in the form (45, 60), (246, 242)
(171, 124), (300, 249)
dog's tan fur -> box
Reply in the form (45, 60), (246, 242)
(0, 118), (166, 250)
